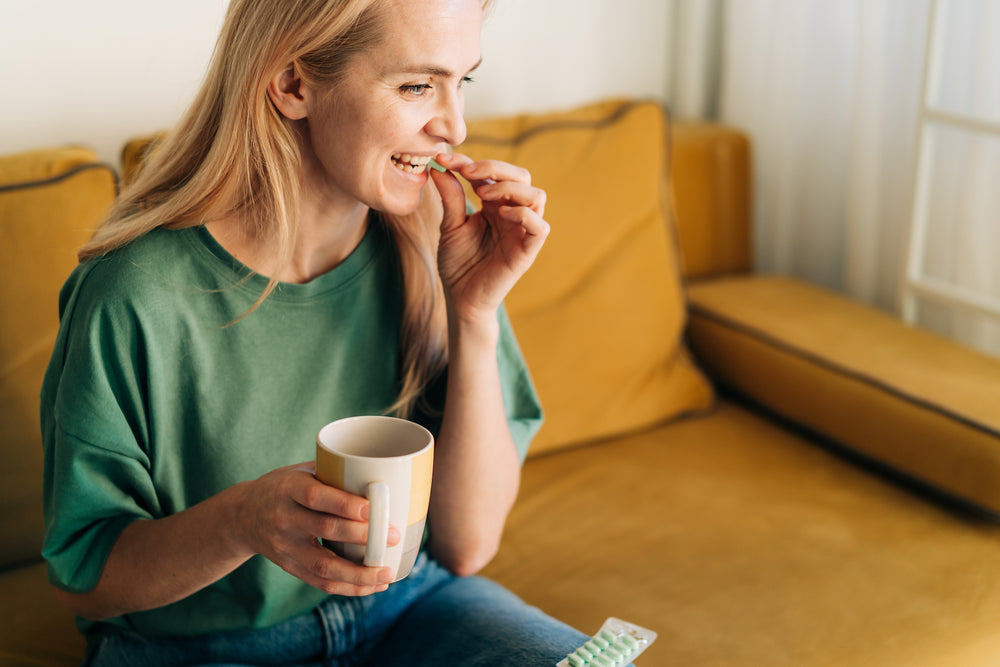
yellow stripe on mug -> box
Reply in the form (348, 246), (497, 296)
(408, 446), (433, 526)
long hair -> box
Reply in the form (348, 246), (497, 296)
(80, 0), (460, 419)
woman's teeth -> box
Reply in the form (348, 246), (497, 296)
(391, 154), (433, 174)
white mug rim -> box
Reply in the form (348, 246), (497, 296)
(317, 415), (433, 461)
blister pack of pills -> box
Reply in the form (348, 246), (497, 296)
(556, 617), (657, 666)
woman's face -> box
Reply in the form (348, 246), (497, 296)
(303, 0), (483, 216)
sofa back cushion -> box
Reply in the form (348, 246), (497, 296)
(460, 100), (714, 455)
(0, 148), (116, 569)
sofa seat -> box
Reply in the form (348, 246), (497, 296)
(483, 399), (1000, 666)
(0, 563), (85, 666)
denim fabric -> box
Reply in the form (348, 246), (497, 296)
(369, 574), (593, 666)
(84, 553), (594, 667)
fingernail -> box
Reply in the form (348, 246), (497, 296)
(388, 526), (401, 545)
(380, 568), (394, 584)
(360, 504), (369, 521)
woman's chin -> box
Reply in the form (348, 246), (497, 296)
(376, 186), (429, 218)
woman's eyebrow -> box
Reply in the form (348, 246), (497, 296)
(390, 58), (483, 78)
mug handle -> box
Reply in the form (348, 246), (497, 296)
(364, 481), (390, 568)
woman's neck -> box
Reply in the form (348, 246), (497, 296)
(205, 199), (370, 285)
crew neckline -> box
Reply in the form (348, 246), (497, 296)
(187, 217), (386, 300)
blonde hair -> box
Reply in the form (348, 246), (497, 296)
(81, 0), (459, 419)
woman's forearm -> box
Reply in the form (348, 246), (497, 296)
(55, 480), (255, 621)
(429, 309), (522, 577)
(56, 464), (391, 621)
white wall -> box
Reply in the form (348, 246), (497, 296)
(1, 1), (669, 167)
(470, 0), (671, 118)
(1, 1), (229, 167)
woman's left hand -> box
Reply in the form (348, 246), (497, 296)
(430, 152), (550, 323)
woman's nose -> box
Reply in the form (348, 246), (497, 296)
(426, 91), (467, 147)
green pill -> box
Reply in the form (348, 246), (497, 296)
(428, 158), (447, 172)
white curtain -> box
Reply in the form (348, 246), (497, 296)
(668, 0), (1000, 356)
(667, 0), (723, 120)
(717, 0), (929, 311)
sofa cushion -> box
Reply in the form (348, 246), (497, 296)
(484, 399), (1000, 665)
(0, 562), (85, 665)
(686, 274), (1000, 514)
(460, 100), (715, 454)
(0, 148), (116, 569)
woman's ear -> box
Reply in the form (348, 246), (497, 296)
(267, 63), (309, 120)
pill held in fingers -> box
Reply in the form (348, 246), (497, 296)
(431, 156), (495, 185)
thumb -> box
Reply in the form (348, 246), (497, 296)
(430, 165), (469, 234)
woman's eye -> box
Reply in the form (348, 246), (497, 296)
(460, 76), (475, 87)
(400, 84), (432, 96)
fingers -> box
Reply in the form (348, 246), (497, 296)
(429, 162), (469, 235)
(301, 505), (401, 548)
(251, 468), (402, 597)
(295, 475), (401, 546)
(498, 205), (551, 246)
(435, 152), (547, 219)
(297, 471), (369, 521)
(279, 515), (399, 596)
(283, 537), (394, 597)
(292, 524), (398, 596)
(478, 180), (546, 216)
(436, 153), (531, 186)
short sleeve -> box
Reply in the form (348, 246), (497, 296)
(40, 262), (160, 594)
(43, 429), (157, 593)
(496, 304), (544, 463)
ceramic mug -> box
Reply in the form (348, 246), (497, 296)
(315, 416), (434, 582)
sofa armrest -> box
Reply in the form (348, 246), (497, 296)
(686, 274), (1000, 515)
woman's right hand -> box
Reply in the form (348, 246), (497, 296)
(238, 461), (398, 596)
(54, 460), (397, 622)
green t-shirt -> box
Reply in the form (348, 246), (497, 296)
(40, 221), (542, 637)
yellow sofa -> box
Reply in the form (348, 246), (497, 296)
(4, 99), (1000, 666)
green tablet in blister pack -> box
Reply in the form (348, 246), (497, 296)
(556, 617), (657, 666)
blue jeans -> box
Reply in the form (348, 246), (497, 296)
(84, 553), (593, 666)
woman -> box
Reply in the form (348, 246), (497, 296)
(41, 0), (589, 664)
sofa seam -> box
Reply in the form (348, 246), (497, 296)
(688, 303), (1000, 441)
(461, 98), (659, 146)
(0, 161), (120, 196)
